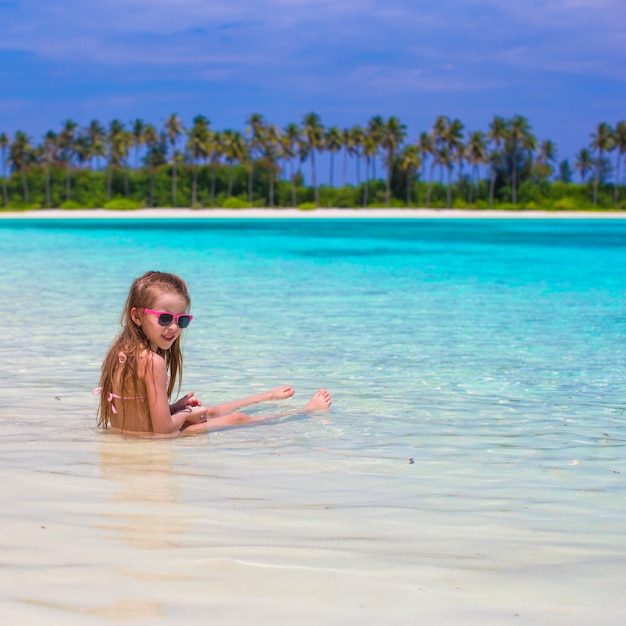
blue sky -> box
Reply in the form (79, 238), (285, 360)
(1, 0), (625, 168)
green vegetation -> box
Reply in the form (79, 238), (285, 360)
(0, 114), (625, 211)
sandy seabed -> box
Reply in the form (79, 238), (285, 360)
(2, 210), (625, 625)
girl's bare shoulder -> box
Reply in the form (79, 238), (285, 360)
(137, 350), (167, 379)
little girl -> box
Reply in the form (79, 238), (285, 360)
(97, 271), (331, 437)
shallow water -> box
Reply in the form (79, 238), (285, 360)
(0, 218), (625, 625)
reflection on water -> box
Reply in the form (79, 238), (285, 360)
(97, 435), (186, 549)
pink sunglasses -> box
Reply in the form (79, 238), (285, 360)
(138, 308), (193, 328)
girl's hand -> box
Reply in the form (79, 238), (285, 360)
(170, 392), (202, 414)
(178, 406), (208, 425)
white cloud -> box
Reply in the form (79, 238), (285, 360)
(0, 0), (624, 84)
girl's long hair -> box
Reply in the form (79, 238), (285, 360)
(97, 271), (191, 428)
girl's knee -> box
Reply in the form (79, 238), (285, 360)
(230, 412), (251, 425)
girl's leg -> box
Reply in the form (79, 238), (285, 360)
(209, 385), (295, 417)
(180, 389), (331, 435)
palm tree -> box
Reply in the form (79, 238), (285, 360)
(350, 125), (365, 186)
(466, 131), (487, 207)
(186, 115), (210, 207)
(537, 139), (557, 167)
(590, 122), (614, 205)
(106, 120), (126, 201)
(440, 118), (464, 205)
(431, 116), (450, 184)
(380, 116), (407, 205)
(143, 124), (159, 207)
(575, 148), (593, 183)
(558, 159), (573, 185)
(487, 116), (507, 208)
(118, 130), (133, 198)
(341, 128), (353, 188)
(86, 120), (105, 171)
(132, 119), (145, 170)
(437, 146), (454, 208)
(0, 132), (9, 206)
(222, 129), (245, 199)
(507, 115), (534, 204)
(262, 124), (281, 208)
(245, 113), (266, 205)
(297, 136), (310, 202)
(9, 131), (33, 204)
(165, 114), (184, 207)
(400, 145), (420, 206)
(325, 126), (342, 187)
(208, 130), (223, 207)
(362, 133), (377, 207)
(534, 139), (557, 182)
(612, 121), (626, 205)
(58, 119), (78, 201)
(281, 123), (301, 208)
(418, 131), (435, 208)
(302, 112), (324, 206)
(41, 131), (57, 207)
(449, 119), (466, 178)
(367, 116), (384, 180)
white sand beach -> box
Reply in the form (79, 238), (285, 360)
(1, 207), (626, 219)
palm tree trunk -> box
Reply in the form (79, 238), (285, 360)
(45, 165), (51, 207)
(363, 157), (370, 208)
(248, 165), (254, 204)
(66, 164), (71, 201)
(172, 161), (177, 208)
(342, 150), (347, 187)
(329, 152), (334, 188)
(385, 149), (392, 206)
(107, 167), (112, 202)
(210, 167), (216, 207)
(311, 150), (319, 207)
(290, 160), (296, 208)
(593, 152), (601, 205)
(512, 162), (517, 204)
(489, 165), (496, 209)
(406, 172), (411, 207)
(21, 168), (29, 204)
(192, 162), (198, 207)
(426, 162), (435, 208)
(1, 149), (8, 206)
(446, 167), (452, 208)
(269, 170), (274, 208)
(124, 169), (129, 198)
(356, 155), (361, 186)
(149, 168), (154, 207)
(614, 153), (621, 206)
(468, 165), (476, 207)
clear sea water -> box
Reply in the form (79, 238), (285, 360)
(0, 217), (625, 625)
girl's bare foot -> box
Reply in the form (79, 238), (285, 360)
(303, 389), (332, 412)
(266, 386), (295, 401)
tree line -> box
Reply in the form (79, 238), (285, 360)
(0, 113), (625, 210)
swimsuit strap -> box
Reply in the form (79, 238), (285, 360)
(92, 387), (147, 414)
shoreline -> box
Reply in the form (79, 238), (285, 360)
(1, 207), (626, 219)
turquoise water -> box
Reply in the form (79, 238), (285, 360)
(1, 217), (625, 624)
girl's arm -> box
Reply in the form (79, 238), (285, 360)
(144, 354), (207, 434)
(170, 392), (202, 414)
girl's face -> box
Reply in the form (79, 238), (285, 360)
(131, 291), (190, 352)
